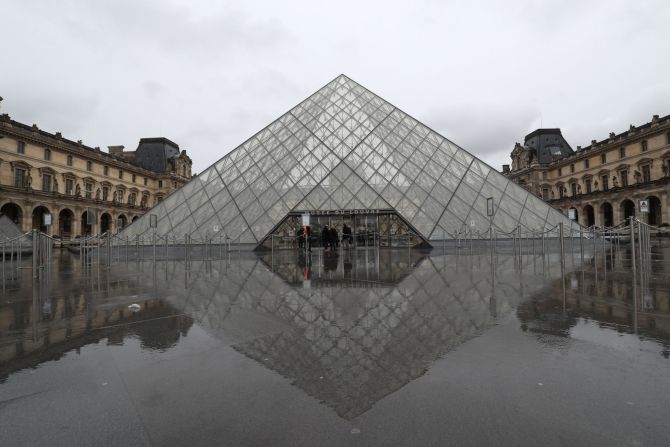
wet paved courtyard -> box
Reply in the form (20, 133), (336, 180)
(1, 243), (670, 446)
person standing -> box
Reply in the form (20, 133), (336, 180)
(305, 225), (312, 252)
(297, 227), (304, 249)
(321, 225), (330, 250)
(342, 224), (352, 248)
(330, 226), (339, 249)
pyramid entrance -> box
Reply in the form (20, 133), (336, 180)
(258, 209), (428, 250)
(118, 74), (575, 248)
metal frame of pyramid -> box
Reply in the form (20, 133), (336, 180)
(119, 74), (574, 247)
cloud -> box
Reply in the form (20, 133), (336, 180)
(0, 0), (669, 175)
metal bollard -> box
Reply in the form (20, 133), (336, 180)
(559, 222), (565, 266)
(185, 233), (189, 268)
(107, 233), (111, 265)
(32, 229), (38, 278)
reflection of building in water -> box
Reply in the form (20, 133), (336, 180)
(0, 260), (192, 381)
(156, 252), (567, 419)
(517, 267), (670, 356)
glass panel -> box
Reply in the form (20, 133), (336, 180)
(523, 194), (551, 222)
(493, 208), (519, 233)
(446, 196), (473, 223)
(404, 184), (428, 207)
(452, 148), (474, 167)
(486, 171), (510, 193)
(216, 202), (241, 227)
(428, 182), (454, 206)
(380, 184), (403, 207)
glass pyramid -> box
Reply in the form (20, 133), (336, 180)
(120, 74), (575, 246)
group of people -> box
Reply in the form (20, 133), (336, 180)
(321, 225), (339, 250)
(321, 223), (355, 250)
(296, 223), (355, 251)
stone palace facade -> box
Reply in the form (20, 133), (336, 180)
(0, 97), (192, 238)
(504, 114), (670, 228)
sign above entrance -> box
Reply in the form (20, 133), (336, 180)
(568, 208), (576, 220)
(639, 200), (649, 213)
(299, 209), (392, 216)
(43, 213), (52, 226)
(302, 213), (310, 226)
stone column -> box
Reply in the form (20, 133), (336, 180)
(612, 201), (622, 226)
(662, 192), (669, 225)
(50, 209), (59, 237)
(73, 208), (82, 237)
(20, 203), (31, 233)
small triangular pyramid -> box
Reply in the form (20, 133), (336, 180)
(120, 75), (575, 246)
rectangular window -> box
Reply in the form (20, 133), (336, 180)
(143, 177), (148, 186)
(641, 140), (648, 152)
(619, 147), (625, 159)
(14, 168), (26, 187)
(571, 182), (577, 197)
(601, 175), (609, 191)
(541, 188), (549, 200)
(559, 186), (564, 199)
(620, 170), (628, 187)
(67, 155), (73, 166)
(158, 180), (163, 188)
(132, 174), (136, 183)
(118, 170), (123, 179)
(17, 141), (25, 154)
(570, 164), (575, 173)
(87, 160), (92, 171)
(542, 171), (547, 180)
(44, 149), (51, 161)
(585, 179), (592, 193)
(102, 186), (109, 201)
(129, 193), (136, 206)
(42, 174), (52, 192)
(601, 153), (606, 164)
(117, 190), (124, 202)
(65, 178), (74, 195)
(104, 166), (109, 176)
(85, 182), (93, 199)
(558, 167), (562, 176)
(642, 164), (651, 182)
(584, 159), (590, 169)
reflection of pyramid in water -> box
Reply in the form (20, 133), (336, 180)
(156, 252), (568, 419)
(120, 75), (572, 245)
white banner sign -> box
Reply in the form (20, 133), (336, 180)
(639, 200), (649, 213)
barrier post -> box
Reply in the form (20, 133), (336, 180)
(32, 229), (38, 278)
(559, 222), (565, 266)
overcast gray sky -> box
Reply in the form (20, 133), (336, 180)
(1, 0), (669, 173)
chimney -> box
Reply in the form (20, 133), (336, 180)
(502, 164), (510, 174)
(108, 145), (125, 157)
(652, 114), (660, 123)
(609, 132), (615, 139)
